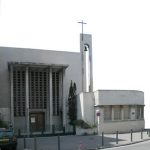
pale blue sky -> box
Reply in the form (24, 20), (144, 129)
(0, 0), (150, 127)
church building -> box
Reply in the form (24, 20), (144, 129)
(0, 34), (92, 134)
(0, 34), (144, 134)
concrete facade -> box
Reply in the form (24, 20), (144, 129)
(0, 33), (93, 134)
(77, 92), (95, 124)
(77, 90), (145, 134)
(94, 90), (144, 106)
(0, 46), (83, 133)
(80, 34), (93, 92)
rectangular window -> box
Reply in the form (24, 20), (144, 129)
(141, 106), (144, 119)
(136, 106), (141, 119)
(114, 106), (121, 120)
(13, 67), (61, 117)
(29, 69), (49, 109)
(104, 106), (112, 121)
(13, 69), (26, 116)
(136, 105), (144, 119)
(52, 72), (60, 116)
(124, 106), (131, 120)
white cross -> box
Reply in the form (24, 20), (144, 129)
(78, 20), (87, 41)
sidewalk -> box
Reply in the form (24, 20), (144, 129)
(18, 131), (150, 150)
(96, 131), (150, 149)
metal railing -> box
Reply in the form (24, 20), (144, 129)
(16, 125), (75, 138)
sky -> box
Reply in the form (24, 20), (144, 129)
(0, 0), (150, 127)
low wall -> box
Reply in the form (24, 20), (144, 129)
(99, 120), (145, 133)
(76, 127), (97, 135)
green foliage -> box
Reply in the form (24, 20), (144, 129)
(75, 120), (97, 129)
(68, 80), (77, 125)
(90, 124), (97, 128)
(74, 120), (91, 129)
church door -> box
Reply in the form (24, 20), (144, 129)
(30, 112), (45, 132)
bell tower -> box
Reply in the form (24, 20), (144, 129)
(80, 34), (93, 92)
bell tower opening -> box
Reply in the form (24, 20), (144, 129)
(80, 34), (93, 92)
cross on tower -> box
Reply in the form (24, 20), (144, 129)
(78, 20), (87, 41)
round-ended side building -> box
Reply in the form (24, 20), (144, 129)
(77, 90), (145, 134)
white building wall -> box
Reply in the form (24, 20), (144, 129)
(77, 93), (84, 120)
(95, 105), (145, 133)
(77, 92), (95, 124)
(0, 47), (82, 129)
(78, 90), (145, 134)
(94, 90), (144, 106)
(131, 106), (136, 120)
(100, 120), (145, 133)
(0, 108), (10, 122)
(14, 117), (26, 133)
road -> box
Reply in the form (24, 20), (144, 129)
(108, 140), (150, 150)
(17, 133), (150, 150)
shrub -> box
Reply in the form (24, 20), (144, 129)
(74, 120), (91, 129)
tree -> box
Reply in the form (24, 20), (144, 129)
(68, 80), (77, 125)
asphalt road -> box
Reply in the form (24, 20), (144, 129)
(17, 132), (150, 150)
(108, 140), (150, 150)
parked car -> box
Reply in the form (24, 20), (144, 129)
(0, 128), (17, 150)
